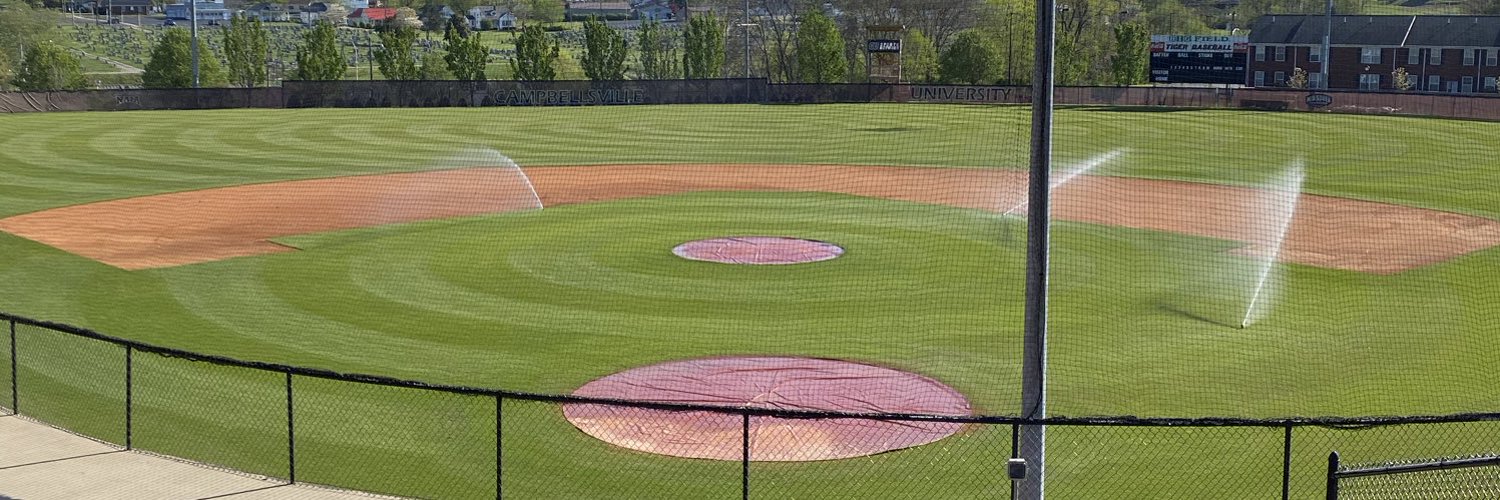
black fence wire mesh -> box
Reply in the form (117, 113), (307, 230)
(5, 313), (1500, 499)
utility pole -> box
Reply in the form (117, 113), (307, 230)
(1321, 0), (1332, 89)
(190, 0), (200, 87)
(1017, 0), (1057, 496)
(742, 0), (749, 78)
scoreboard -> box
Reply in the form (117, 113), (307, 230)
(1149, 35), (1249, 85)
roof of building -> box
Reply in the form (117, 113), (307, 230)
(567, 1), (631, 11)
(1249, 15), (1500, 47)
(350, 6), (396, 19)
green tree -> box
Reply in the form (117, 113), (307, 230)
(444, 26), (487, 80)
(636, 19), (678, 79)
(0, 1), (58, 86)
(12, 42), (86, 91)
(581, 17), (627, 80)
(522, 0), (563, 23)
(1141, 0), (1211, 35)
(1391, 67), (1413, 91)
(510, 25), (559, 80)
(683, 13), (724, 78)
(902, 29), (939, 83)
(375, 24), (421, 80)
(144, 28), (226, 88)
(420, 50), (454, 79)
(794, 11), (846, 83)
(295, 20), (347, 80)
(1110, 21), (1149, 86)
(938, 29), (998, 84)
(223, 14), (270, 87)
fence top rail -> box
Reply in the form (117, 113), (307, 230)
(8, 310), (1500, 427)
(1337, 455), (1500, 478)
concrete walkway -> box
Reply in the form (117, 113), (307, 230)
(0, 414), (391, 500)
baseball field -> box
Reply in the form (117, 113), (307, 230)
(3, 103), (1500, 498)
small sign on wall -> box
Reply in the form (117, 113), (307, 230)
(1306, 93), (1333, 108)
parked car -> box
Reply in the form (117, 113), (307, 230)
(163, 18), (177, 25)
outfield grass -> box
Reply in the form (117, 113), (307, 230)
(3, 104), (1500, 498)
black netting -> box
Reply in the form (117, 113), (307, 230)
(131, 351), (288, 478)
(1, 321), (13, 416)
(292, 375), (496, 498)
(1044, 425), (1286, 499)
(12, 322), (124, 444)
(750, 419), (1012, 498)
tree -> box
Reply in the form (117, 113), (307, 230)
(12, 43), (86, 91)
(447, 13), (472, 39)
(223, 14), (270, 87)
(902, 29), (938, 83)
(0, 1), (58, 86)
(393, 6), (423, 30)
(939, 29), (997, 84)
(444, 25), (487, 80)
(322, 3), (349, 25)
(295, 20), (346, 80)
(1141, 0), (1211, 35)
(510, 24), (558, 80)
(1392, 67), (1414, 91)
(144, 28), (226, 88)
(375, 24), (421, 80)
(581, 17), (627, 80)
(793, 11), (846, 83)
(420, 50), (454, 79)
(636, 19), (679, 79)
(1287, 67), (1309, 88)
(683, 13), (724, 78)
(1110, 21), (1149, 86)
(521, 0), (563, 23)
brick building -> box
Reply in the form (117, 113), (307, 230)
(1248, 15), (1500, 93)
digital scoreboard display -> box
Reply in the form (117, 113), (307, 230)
(1149, 35), (1249, 85)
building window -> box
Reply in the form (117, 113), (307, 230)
(1359, 73), (1381, 90)
(1464, 49), (1476, 66)
(1275, 46), (1287, 62)
(1407, 48), (1420, 65)
(1462, 76), (1475, 92)
(1428, 75), (1441, 91)
(1431, 49), (1442, 65)
(1274, 71), (1286, 85)
(1309, 72), (1324, 89)
(1254, 71), (1265, 87)
(1256, 46), (1266, 62)
(1485, 77), (1497, 91)
(1309, 47), (1321, 63)
(1361, 47), (1381, 64)
(1488, 50), (1498, 66)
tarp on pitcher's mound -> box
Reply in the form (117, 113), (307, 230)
(562, 357), (971, 461)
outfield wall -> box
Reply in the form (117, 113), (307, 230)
(4, 81), (1500, 121)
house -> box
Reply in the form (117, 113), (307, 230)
(98, 0), (153, 15)
(164, 0), (233, 21)
(1247, 15), (1500, 93)
(467, 5), (519, 30)
(349, 6), (397, 24)
(245, 2), (294, 21)
(300, 2), (328, 23)
(633, 0), (671, 21)
(565, 0), (632, 21)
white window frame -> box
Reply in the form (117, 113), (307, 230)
(1359, 73), (1380, 90)
(1275, 46), (1287, 62)
(1407, 48), (1420, 65)
(1431, 49), (1443, 65)
(1486, 76), (1498, 92)
(1309, 72), (1324, 89)
(1361, 47), (1381, 64)
(1428, 75), (1441, 91)
(1256, 46), (1266, 62)
(1488, 50), (1499, 66)
(1309, 47), (1321, 63)
(1464, 49), (1476, 66)
(1254, 71), (1265, 87)
(1274, 71), (1286, 85)
(1462, 76), (1475, 92)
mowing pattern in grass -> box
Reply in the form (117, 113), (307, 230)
(1, 105), (1500, 498)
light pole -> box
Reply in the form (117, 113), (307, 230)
(190, 0), (200, 87)
(736, 23), (757, 79)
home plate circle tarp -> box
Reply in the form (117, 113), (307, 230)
(671, 237), (845, 265)
(562, 357), (971, 461)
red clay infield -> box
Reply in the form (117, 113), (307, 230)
(561, 357), (970, 461)
(672, 236), (845, 265)
(2, 164), (1499, 273)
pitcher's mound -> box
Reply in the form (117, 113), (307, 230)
(672, 237), (844, 265)
(562, 357), (970, 461)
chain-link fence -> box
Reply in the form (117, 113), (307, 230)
(6, 311), (1499, 499)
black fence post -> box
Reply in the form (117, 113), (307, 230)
(1281, 425), (1292, 500)
(125, 345), (133, 450)
(1326, 451), (1340, 500)
(741, 412), (750, 500)
(1010, 424), (1020, 500)
(8, 320), (15, 414)
(286, 371), (296, 483)
(504, 393), (510, 498)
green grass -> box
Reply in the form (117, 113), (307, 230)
(3, 104), (1500, 498)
